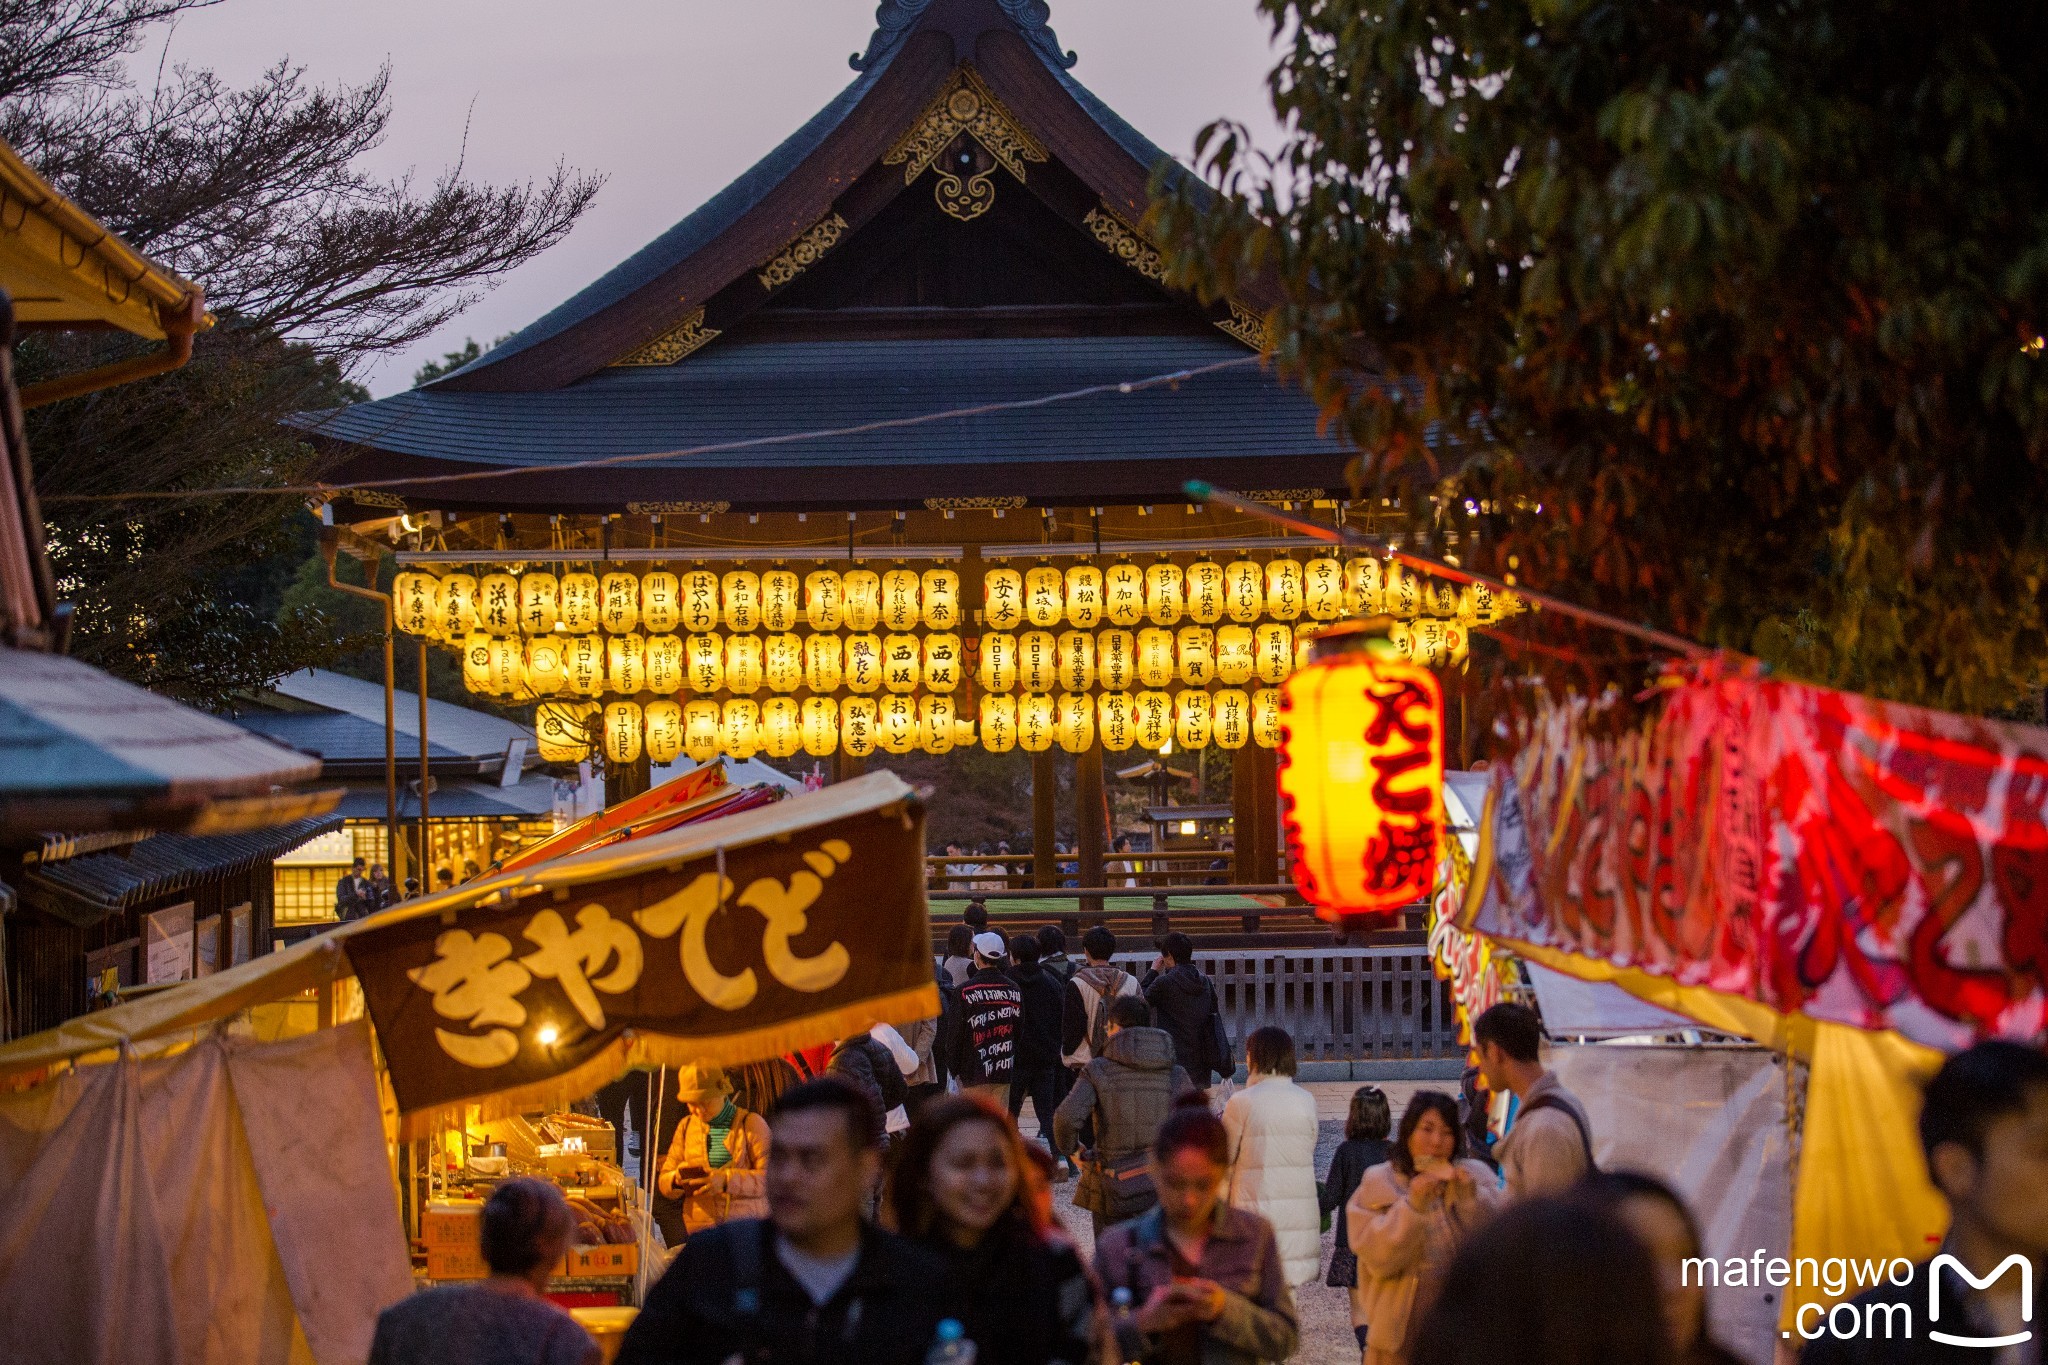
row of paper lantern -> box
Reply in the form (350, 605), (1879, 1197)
(394, 560), (1520, 642)
(537, 687), (1291, 764)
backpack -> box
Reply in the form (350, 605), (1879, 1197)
(1516, 1092), (1597, 1171)
(861, 1036), (909, 1113)
(1200, 975), (1234, 1083)
(1083, 967), (1131, 1062)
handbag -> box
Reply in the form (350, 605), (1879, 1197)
(1202, 976), (1234, 1082)
(1091, 1147), (1158, 1221)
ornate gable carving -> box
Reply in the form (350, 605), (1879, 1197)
(884, 68), (1046, 222)
(610, 307), (722, 367)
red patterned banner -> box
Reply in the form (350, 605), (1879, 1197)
(1469, 670), (2048, 1048)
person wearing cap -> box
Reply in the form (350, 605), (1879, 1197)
(945, 931), (1023, 1106)
(656, 1065), (771, 1242)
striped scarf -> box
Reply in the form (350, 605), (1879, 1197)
(705, 1098), (738, 1169)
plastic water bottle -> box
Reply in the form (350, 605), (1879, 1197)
(1110, 1286), (1146, 1364)
(926, 1318), (977, 1365)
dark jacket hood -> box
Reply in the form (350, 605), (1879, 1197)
(1153, 963), (1208, 1000)
(1102, 1025), (1177, 1071)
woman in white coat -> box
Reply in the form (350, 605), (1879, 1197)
(1221, 1026), (1323, 1285)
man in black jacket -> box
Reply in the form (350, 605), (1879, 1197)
(1142, 931), (1224, 1085)
(617, 1078), (958, 1365)
(946, 931), (1022, 1105)
(1006, 933), (1066, 1152)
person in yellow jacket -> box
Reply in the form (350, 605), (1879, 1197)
(655, 1066), (771, 1239)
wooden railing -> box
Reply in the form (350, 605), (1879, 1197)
(923, 853), (1247, 889)
(928, 883), (1308, 939)
(1186, 947), (1460, 1062)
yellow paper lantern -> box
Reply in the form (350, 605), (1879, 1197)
(881, 568), (921, 632)
(564, 635), (605, 698)
(1186, 560), (1226, 624)
(607, 633), (646, 695)
(488, 636), (523, 696)
(1134, 690), (1173, 749)
(1215, 625), (1255, 686)
(842, 570), (882, 631)
(519, 571), (559, 634)
(720, 699), (761, 758)
(1177, 626), (1215, 685)
(644, 700), (684, 764)
(1387, 622), (1418, 664)
(1304, 558), (1345, 621)
(478, 572), (520, 635)
(1252, 688), (1283, 748)
(800, 696), (839, 756)
(724, 634), (764, 694)
(1064, 564), (1103, 628)
(462, 632), (495, 695)
(843, 634), (883, 693)
(918, 568), (961, 630)
(1057, 630), (1095, 692)
(1097, 629), (1134, 692)
(679, 569), (720, 633)
(764, 633), (804, 692)
(1213, 688), (1251, 749)
(646, 635), (684, 694)
(1145, 562), (1185, 626)
(761, 569), (800, 632)
(599, 572), (639, 634)
(523, 637), (567, 696)
(1264, 559), (1304, 621)
(1407, 618), (1467, 667)
(1458, 581), (1522, 626)
(1296, 623), (1320, 673)
(804, 570), (844, 630)
(1097, 691), (1136, 752)
(979, 694), (1018, 753)
(535, 700), (598, 761)
(978, 633), (1017, 693)
(840, 695), (878, 756)
(1422, 577), (1460, 619)
(1175, 689), (1212, 749)
(876, 693), (918, 755)
(1018, 693), (1056, 753)
(762, 696), (802, 758)
(1019, 630), (1057, 694)
(684, 700), (721, 763)
(1056, 692), (1094, 753)
(641, 571), (682, 634)
(438, 573), (478, 639)
(603, 701), (643, 764)
(1024, 565), (1064, 627)
(918, 695), (955, 753)
(804, 633), (843, 693)
(982, 566), (1024, 630)
(1135, 628), (1176, 689)
(559, 572), (600, 633)
(1104, 562), (1145, 627)
(686, 633), (724, 693)
(1384, 563), (1421, 619)
(393, 572), (439, 636)
(922, 632), (963, 692)
(1223, 558), (1263, 623)
(1343, 558), (1384, 616)
(721, 570), (762, 632)
(1256, 623), (1295, 684)
(882, 634), (921, 693)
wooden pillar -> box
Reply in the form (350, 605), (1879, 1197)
(1031, 749), (1058, 887)
(1231, 750), (1258, 884)
(832, 751), (865, 784)
(605, 753), (650, 806)
(1251, 744), (1280, 884)
(1075, 742), (1107, 908)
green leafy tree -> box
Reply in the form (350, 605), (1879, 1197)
(1153, 0), (2048, 712)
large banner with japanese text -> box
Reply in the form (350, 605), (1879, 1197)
(1469, 671), (2048, 1049)
(347, 799), (935, 1121)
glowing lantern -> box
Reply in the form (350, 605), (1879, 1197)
(1097, 692), (1136, 751)
(1224, 559), (1263, 623)
(1387, 623), (1417, 664)
(1407, 618), (1468, 668)
(1104, 562), (1145, 627)
(724, 634), (764, 694)
(1256, 623), (1295, 684)
(920, 568), (961, 629)
(1177, 626), (1215, 685)
(394, 572), (438, 636)
(764, 633), (804, 692)
(804, 570), (844, 630)
(523, 637), (566, 696)
(1057, 630), (1095, 692)
(519, 571), (559, 634)
(982, 567), (1024, 629)
(1024, 565), (1064, 627)
(840, 696), (878, 756)
(603, 701), (643, 764)
(804, 633), (843, 693)
(488, 637), (523, 696)
(438, 573), (478, 639)
(559, 572), (600, 633)
(1056, 692), (1094, 753)
(1135, 628), (1177, 689)
(881, 568), (920, 631)
(1186, 560), (1226, 624)
(1018, 693), (1056, 753)
(979, 695), (1018, 753)
(462, 632), (495, 694)
(684, 700), (721, 762)
(1097, 629), (1134, 692)
(535, 701), (597, 761)
(1213, 688), (1251, 749)
(1065, 564), (1103, 628)
(721, 699), (761, 758)
(478, 572), (520, 635)
(1421, 577), (1458, 619)
(607, 633), (646, 695)
(686, 633), (724, 693)
(761, 569), (800, 632)
(1304, 558), (1345, 621)
(1458, 581), (1521, 626)
(721, 570), (761, 632)
(1215, 626), (1256, 686)
(1278, 622), (1445, 922)
(762, 697), (802, 758)
(644, 700), (684, 764)
(800, 697), (839, 756)
(1344, 558), (1384, 617)
(919, 696), (955, 754)
(641, 571), (682, 633)
(600, 572), (640, 634)
(842, 570), (882, 631)
(882, 634), (921, 693)
(680, 570), (720, 633)
(1265, 559), (1304, 621)
(1383, 563), (1421, 619)
(646, 635), (684, 694)
(564, 635), (605, 698)
(1019, 630), (1057, 694)
(876, 694), (918, 755)
(1252, 688), (1283, 747)
(1295, 623), (1320, 673)
(1135, 690), (1173, 749)
(978, 633), (1018, 693)
(1172, 689), (1212, 749)
(1145, 562), (1185, 625)
(922, 633), (962, 692)
(843, 634), (882, 693)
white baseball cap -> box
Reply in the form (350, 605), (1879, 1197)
(972, 931), (1008, 959)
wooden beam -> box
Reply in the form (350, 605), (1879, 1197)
(1075, 742), (1106, 912)
(1032, 748), (1057, 887)
(1231, 751), (1257, 885)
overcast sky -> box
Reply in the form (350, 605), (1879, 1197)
(146, 0), (1287, 395)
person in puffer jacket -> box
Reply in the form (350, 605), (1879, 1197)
(1222, 1027), (1323, 1285)
(1051, 994), (1192, 1239)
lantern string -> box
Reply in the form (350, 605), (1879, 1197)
(1185, 481), (1718, 661)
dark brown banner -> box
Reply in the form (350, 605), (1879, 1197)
(347, 801), (933, 1120)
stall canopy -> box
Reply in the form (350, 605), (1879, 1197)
(17, 813), (343, 926)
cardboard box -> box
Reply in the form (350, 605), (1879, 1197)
(426, 1244), (489, 1280)
(560, 1242), (638, 1279)
(422, 1201), (483, 1250)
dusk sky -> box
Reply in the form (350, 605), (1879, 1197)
(145, 0), (1289, 394)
